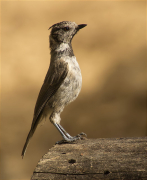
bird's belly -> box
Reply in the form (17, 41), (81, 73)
(48, 69), (82, 110)
(58, 71), (81, 104)
(47, 56), (82, 112)
(63, 71), (82, 102)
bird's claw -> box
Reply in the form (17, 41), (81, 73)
(55, 132), (87, 145)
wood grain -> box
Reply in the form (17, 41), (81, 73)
(31, 137), (147, 180)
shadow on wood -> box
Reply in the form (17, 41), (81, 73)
(31, 137), (147, 180)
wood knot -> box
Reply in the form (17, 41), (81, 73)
(104, 170), (110, 175)
(68, 159), (76, 164)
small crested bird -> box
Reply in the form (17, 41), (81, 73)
(21, 21), (87, 158)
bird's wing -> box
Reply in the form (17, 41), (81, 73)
(21, 59), (68, 158)
(32, 59), (68, 128)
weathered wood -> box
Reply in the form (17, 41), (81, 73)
(31, 137), (147, 180)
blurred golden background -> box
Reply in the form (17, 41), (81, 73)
(1, 1), (146, 180)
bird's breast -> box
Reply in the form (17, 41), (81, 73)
(65, 56), (82, 92)
(56, 56), (82, 106)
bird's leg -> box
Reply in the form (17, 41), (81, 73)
(54, 123), (72, 140)
(54, 123), (87, 144)
(58, 124), (87, 139)
(58, 124), (73, 139)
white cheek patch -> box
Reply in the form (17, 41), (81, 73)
(56, 43), (69, 52)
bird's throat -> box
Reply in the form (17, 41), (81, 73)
(50, 42), (74, 58)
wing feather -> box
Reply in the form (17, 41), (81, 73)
(32, 60), (68, 128)
(21, 59), (68, 157)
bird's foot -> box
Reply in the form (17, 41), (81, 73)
(55, 132), (87, 144)
(74, 132), (87, 139)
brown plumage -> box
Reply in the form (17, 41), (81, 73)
(21, 21), (87, 158)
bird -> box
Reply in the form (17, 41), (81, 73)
(21, 21), (87, 158)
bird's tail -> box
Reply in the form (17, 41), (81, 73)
(21, 113), (44, 158)
(21, 129), (34, 158)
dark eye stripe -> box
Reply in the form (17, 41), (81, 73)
(52, 26), (70, 34)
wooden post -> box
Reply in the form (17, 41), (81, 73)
(31, 137), (147, 180)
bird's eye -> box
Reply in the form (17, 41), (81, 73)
(64, 27), (69, 31)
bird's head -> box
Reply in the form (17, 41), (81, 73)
(49, 21), (87, 50)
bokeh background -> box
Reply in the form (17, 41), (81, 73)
(1, 1), (146, 180)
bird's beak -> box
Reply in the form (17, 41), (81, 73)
(78, 24), (87, 30)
